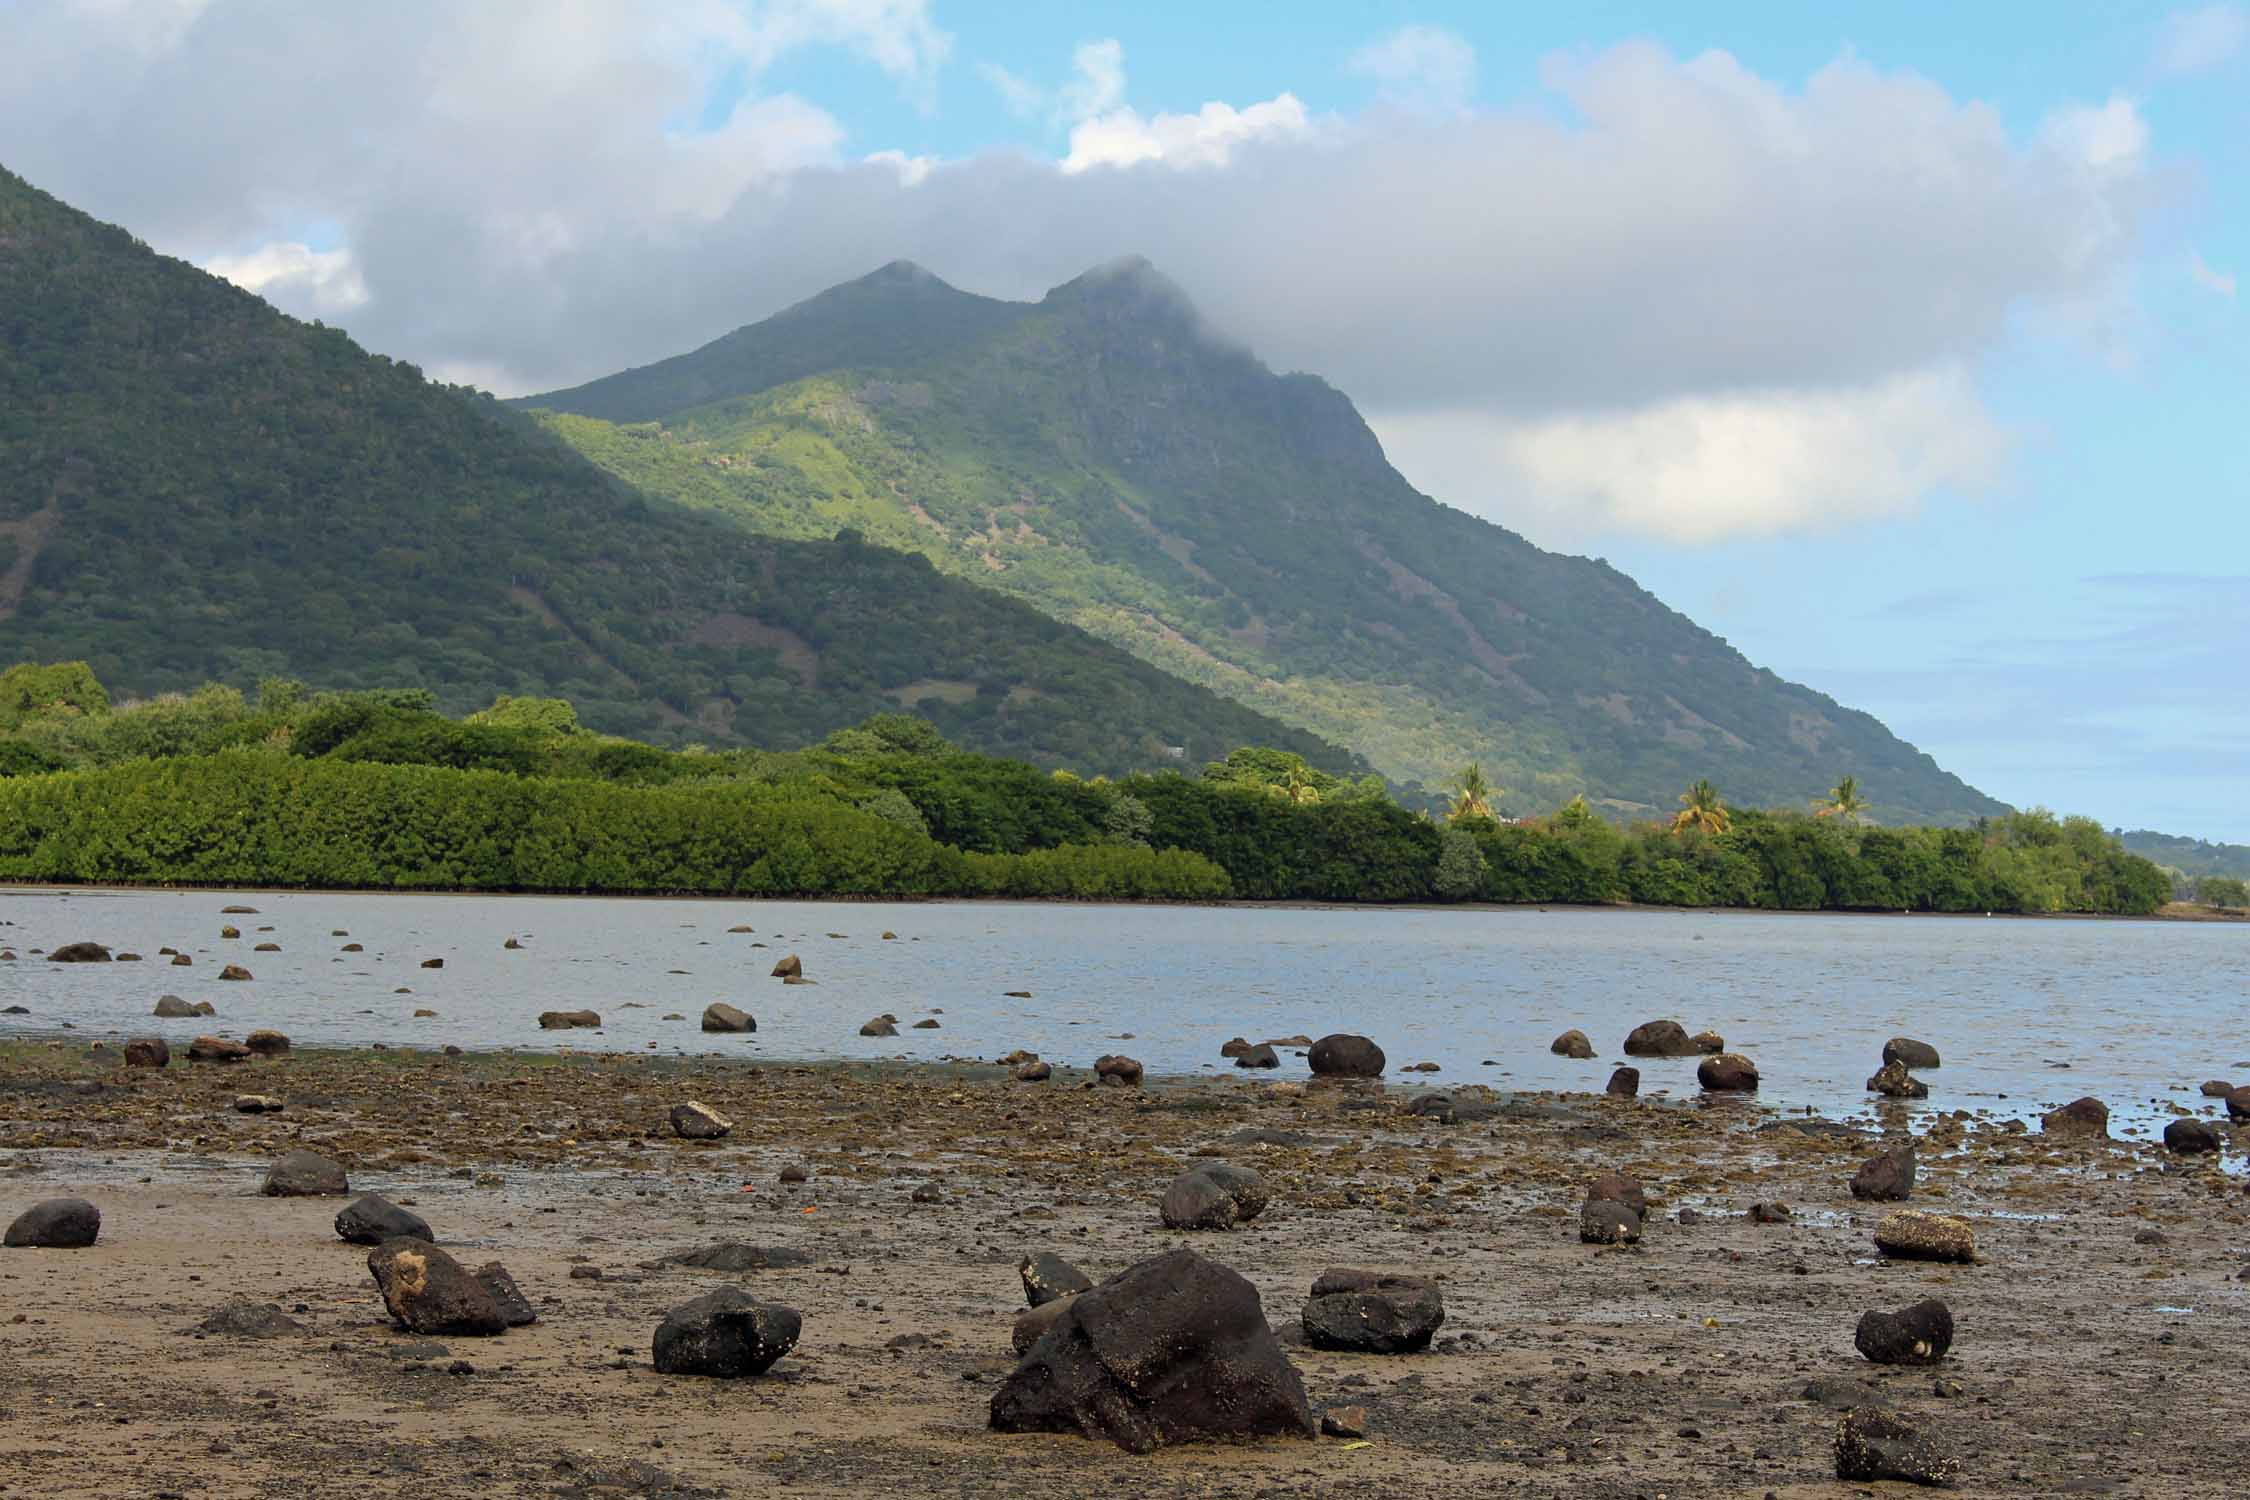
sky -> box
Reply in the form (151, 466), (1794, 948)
(1, 1), (2244, 838)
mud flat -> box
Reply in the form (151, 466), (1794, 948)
(1, 1042), (2244, 1497)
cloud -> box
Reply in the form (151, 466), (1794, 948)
(1058, 39), (1127, 122)
(0, 18), (2154, 542)
(977, 60), (1045, 119)
(1347, 24), (1478, 114)
(2152, 4), (2248, 75)
(203, 240), (368, 312)
(1369, 366), (2010, 544)
(2190, 250), (2238, 298)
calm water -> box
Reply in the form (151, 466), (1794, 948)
(2, 888), (2243, 1134)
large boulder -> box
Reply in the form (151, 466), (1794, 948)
(367, 1239), (506, 1336)
(2041, 1097), (2110, 1140)
(1688, 1030), (1726, 1054)
(2226, 1086), (2250, 1122)
(1883, 1037), (1942, 1070)
(1013, 1295), (1076, 1355)
(1622, 1020), (1700, 1057)
(700, 1003), (755, 1033)
(1233, 1043), (1279, 1069)
(860, 1016), (899, 1038)
(1160, 1165), (1268, 1231)
(1851, 1142), (1917, 1202)
(187, 1035), (251, 1063)
(1584, 1173), (1648, 1219)
(1697, 1054), (1759, 1092)
(2198, 1079), (2232, 1098)
(1855, 1299), (1953, 1365)
(1579, 1200), (1642, 1245)
(1866, 1060), (1929, 1099)
(152, 995), (200, 1018)
(217, 965), (252, 981)
(1549, 1029), (1594, 1060)
(473, 1262), (538, 1326)
(46, 942), (112, 963)
(4, 1198), (100, 1248)
(538, 1010), (601, 1030)
(1094, 1054), (1143, 1087)
(1873, 1210), (1975, 1264)
(335, 1194), (433, 1246)
(770, 954), (802, 979)
(989, 1247), (1315, 1453)
(1301, 1269), (1444, 1354)
(2163, 1118), (2222, 1154)
(123, 1038), (170, 1068)
(1605, 1066), (1639, 1098)
(261, 1150), (349, 1197)
(1835, 1407), (1961, 1486)
(1307, 1034), (1385, 1078)
(244, 1029), (290, 1056)
(1020, 1252), (1095, 1308)
(670, 1101), (732, 1139)
(652, 1288), (802, 1377)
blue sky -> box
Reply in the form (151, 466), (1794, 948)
(1, 1), (2243, 838)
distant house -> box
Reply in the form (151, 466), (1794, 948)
(1160, 745), (1187, 761)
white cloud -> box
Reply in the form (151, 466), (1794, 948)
(864, 148), (936, 187)
(1063, 94), (1312, 173)
(2038, 94), (2149, 176)
(1058, 39), (1127, 122)
(1371, 366), (2010, 545)
(977, 60), (1045, 118)
(1347, 24), (1477, 114)
(2152, 4), (2248, 75)
(2190, 250), (2238, 298)
(202, 241), (368, 312)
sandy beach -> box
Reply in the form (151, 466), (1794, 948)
(1, 1041), (2243, 1497)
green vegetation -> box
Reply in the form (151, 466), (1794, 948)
(526, 258), (2005, 825)
(0, 166), (1360, 781)
(2116, 829), (2250, 899)
(2196, 876), (2248, 910)
(0, 665), (2168, 913)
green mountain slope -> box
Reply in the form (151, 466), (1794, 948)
(526, 258), (2005, 822)
(0, 168), (1362, 776)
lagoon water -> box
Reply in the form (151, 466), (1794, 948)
(3, 887), (2243, 1135)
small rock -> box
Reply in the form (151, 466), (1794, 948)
(1883, 1037), (1942, 1070)
(1851, 1141), (1917, 1201)
(2226, 1086), (2250, 1122)
(537, 1010), (601, 1030)
(369, 1240), (506, 1336)
(1160, 1165), (1268, 1231)
(2198, 1079), (2232, 1097)
(1697, 1053), (1759, 1092)
(1835, 1406), (1960, 1486)
(861, 1017), (899, 1038)
(1580, 1200), (1642, 1245)
(700, 1003), (755, 1033)
(1873, 1209), (1975, 1264)
(1584, 1173), (1647, 1219)
(233, 1094), (285, 1114)
(912, 1018), (941, 1029)
(2163, 1118), (2221, 1154)
(473, 1263), (538, 1326)
(1689, 1030), (1725, 1054)
(1321, 1405), (1369, 1438)
(1013, 1060), (1051, 1082)
(262, 1150), (349, 1198)
(216, 964), (251, 981)
(2041, 1096), (2110, 1139)
(1020, 1252), (1094, 1307)
(4, 1198), (100, 1248)
(504, 937), (523, 949)
(186, 1036), (251, 1063)
(1302, 1268), (1445, 1354)
(244, 1029), (290, 1056)
(778, 1166), (808, 1185)
(420, 958), (444, 969)
(123, 1037), (170, 1068)
(1228, 1042), (1277, 1069)
(1605, 1066), (1639, 1097)
(171, 953), (192, 965)
(1622, 1019), (1699, 1057)
(652, 1288), (801, 1377)
(659, 1243), (814, 1272)
(1094, 1054), (1143, 1086)
(46, 942), (112, 962)
(1855, 1299), (1953, 1364)
(1549, 1029), (1595, 1059)
(253, 942), (281, 952)
(195, 1301), (304, 1338)
(770, 954), (802, 979)
(670, 1101), (732, 1140)
(336, 1194), (433, 1246)
(1866, 1059), (1929, 1098)
(153, 995), (200, 1018)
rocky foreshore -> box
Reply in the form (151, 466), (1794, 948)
(1, 1039), (2244, 1497)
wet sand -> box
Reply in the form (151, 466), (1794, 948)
(1, 1042), (2243, 1497)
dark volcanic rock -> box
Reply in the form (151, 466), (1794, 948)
(1851, 1141), (1917, 1201)
(472, 1263), (538, 1327)
(990, 1247), (1314, 1453)
(1301, 1269), (1445, 1354)
(1013, 1295), (1076, 1355)
(2163, 1118), (2222, 1154)
(187, 1035), (251, 1063)
(1549, 1029), (1594, 1059)
(195, 1301), (305, 1338)
(1020, 1252), (1095, 1308)
(1623, 1019), (1699, 1057)
(1159, 1165), (1269, 1231)
(2042, 1096), (2110, 1139)
(1835, 1406), (1960, 1486)
(123, 1038), (170, 1068)
(1883, 1037), (1942, 1070)
(368, 1239), (506, 1336)
(1094, 1054), (1143, 1086)
(1856, 1299), (1954, 1365)
(538, 1010), (601, 1030)
(46, 942), (112, 963)
(1307, 1033), (1384, 1078)
(1233, 1043), (1279, 1069)
(660, 1243), (814, 1272)
(1866, 1059), (1929, 1098)
(4, 1197), (100, 1248)
(1579, 1200), (1642, 1245)
(1697, 1053), (1759, 1091)
(652, 1288), (801, 1377)
(261, 1150), (349, 1197)
(1606, 1066), (1640, 1097)
(1584, 1173), (1648, 1219)
(700, 1003), (755, 1033)
(335, 1193), (433, 1246)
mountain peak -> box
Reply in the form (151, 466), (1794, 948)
(1042, 256), (1201, 325)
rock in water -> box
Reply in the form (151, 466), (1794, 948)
(1866, 1060), (1929, 1098)
(1300, 1269), (1445, 1354)
(1094, 1054), (1143, 1087)
(46, 942), (112, 962)
(473, 1263), (538, 1326)
(218, 965), (252, 981)
(1855, 1299), (1954, 1365)
(4, 1198), (100, 1248)
(195, 1301), (305, 1338)
(262, 1150), (349, 1197)
(1020, 1252), (1095, 1307)
(989, 1247), (1314, 1453)
(1835, 1407), (1961, 1486)
(860, 1016), (898, 1038)
(537, 1010), (601, 1030)
(124, 1038), (170, 1068)
(2229, 1086), (2250, 1122)
(368, 1239), (506, 1336)
(1873, 1210), (1976, 1264)
(771, 954), (802, 979)
(186, 1035), (251, 1063)
(1622, 1019), (1699, 1057)
(2163, 1118), (2221, 1154)
(2041, 1097), (2110, 1139)
(1883, 1037), (1942, 1070)
(1550, 1029), (1595, 1059)
(1233, 1043), (1278, 1068)
(1580, 1200), (1642, 1244)
(1307, 1034), (1385, 1078)
(700, 1003), (755, 1033)
(1689, 1030), (1726, 1054)
(335, 1193), (433, 1245)
(2198, 1079), (2232, 1098)
(652, 1288), (802, 1377)
(1013, 1060), (1051, 1081)
(1851, 1141), (1917, 1201)
(670, 1101), (732, 1139)
(153, 994), (200, 1017)
(1697, 1054), (1759, 1091)
(1606, 1066), (1640, 1097)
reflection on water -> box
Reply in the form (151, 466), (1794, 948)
(3, 888), (2244, 1131)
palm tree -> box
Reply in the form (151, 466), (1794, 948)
(1672, 778), (1731, 836)
(1279, 764), (1323, 806)
(1447, 761), (1496, 822)
(1814, 775), (1868, 825)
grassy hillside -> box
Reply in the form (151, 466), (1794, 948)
(527, 258), (2005, 823)
(0, 169), (1362, 777)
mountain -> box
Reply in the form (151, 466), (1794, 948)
(526, 258), (2005, 823)
(0, 167), (1363, 776)
(2116, 830), (2250, 883)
